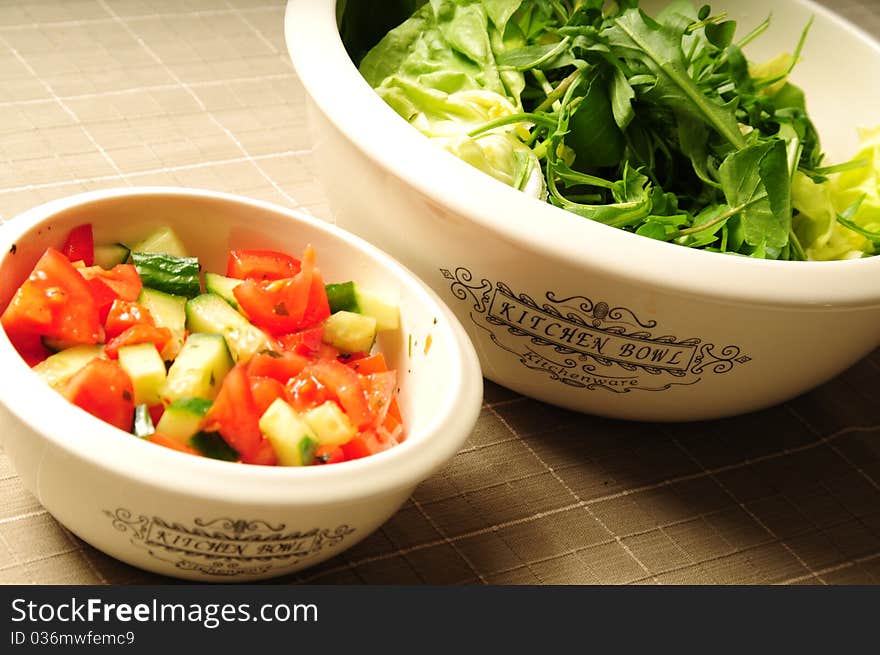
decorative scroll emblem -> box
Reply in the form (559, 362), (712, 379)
(441, 267), (751, 394)
(104, 508), (355, 577)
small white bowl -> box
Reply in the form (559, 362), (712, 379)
(0, 187), (483, 581)
(286, 0), (880, 421)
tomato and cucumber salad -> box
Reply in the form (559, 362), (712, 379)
(1, 224), (405, 466)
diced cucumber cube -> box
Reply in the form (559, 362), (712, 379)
(302, 401), (356, 447)
(355, 287), (399, 331)
(137, 288), (187, 360)
(155, 397), (212, 443)
(258, 398), (318, 466)
(117, 342), (167, 406)
(93, 243), (130, 269)
(189, 431), (239, 461)
(185, 293), (271, 363)
(32, 345), (105, 390)
(325, 281), (359, 314)
(162, 333), (233, 403)
(132, 252), (201, 298)
(204, 272), (242, 310)
(322, 310), (377, 354)
(128, 226), (189, 258)
(326, 281), (400, 331)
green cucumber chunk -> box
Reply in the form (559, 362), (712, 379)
(325, 281), (359, 314)
(162, 333), (233, 403)
(302, 401), (356, 447)
(32, 345), (105, 390)
(117, 342), (167, 406)
(185, 293), (270, 363)
(93, 243), (130, 269)
(259, 398), (318, 466)
(137, 288), (187, 360)
(204, 272), (242, 310)
(128, 226), (189, 258)
(354, 287), (399, 331)
(326, 281), (400, 331)
(189, 431), (239, 461)
(132, 404), (155, 438)
(322, 310), (377, 354)
(155, 397), (212, 442)
(132, 252), (201, 298)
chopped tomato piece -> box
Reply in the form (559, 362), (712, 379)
(362, 370), (397, 427)
(203, 364), (277, 466)
(348, 352), (389, 375)
(104, 325), (171, 359)
(8, 331), (51, 367)
(275, 326), (324, 355)
(341, 431), (386, 461)
(63, 358), (134, 431)
(78, 264), (142, 302)
(232, 245), (330, 335)
(104, 299), (155, 339)
(61, 224), (94, 267)
(387, 396), (402, 424)
(285, 371), (333, 413)
(247, 349), (309, 383)
(250, 376), (286, 416)
(315, 342), (340, 361)
(381, 410), (403, 437)
(227, 249), (301, 281)
(302, 268), (331, 327)
(149, 432), (200, 456)
(1, 248), (102, 353)
(248, 440), (278, 466)
(306, 359), (373, 429)
(314, 444), (347, 465)
(84, 277), (120, 324)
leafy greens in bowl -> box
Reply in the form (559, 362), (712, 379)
(356, 0), (879, 261)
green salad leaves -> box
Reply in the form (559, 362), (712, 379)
(359, 0), (879, 260)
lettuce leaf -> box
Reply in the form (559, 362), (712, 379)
(831, 126), (880, 234)
(792, 127), (879, 259)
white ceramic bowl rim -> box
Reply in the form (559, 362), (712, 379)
(0, 187), (483, 506)
(285, 0), (880, 309)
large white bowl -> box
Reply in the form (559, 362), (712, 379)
(286, 0), (880, 421)
(0, 187), (483, 581)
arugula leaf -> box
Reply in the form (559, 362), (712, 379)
(676, 112), (720, 188)
(718, 141), (790, 250)
(759, 139), (792, 236)
(566, 68), (626, 168)
(705, 20), (737, 49)
(609, 66), (636, 130)
(550, 161), (653, 226)
(603, 9), (747, 149)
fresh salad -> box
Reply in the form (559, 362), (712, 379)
(1, 224), (405, 466)
(358, 0), (880, 260)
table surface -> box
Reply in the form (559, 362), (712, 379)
(1, 0), (879, 586)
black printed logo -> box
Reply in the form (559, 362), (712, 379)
(105, 508), (355, 577)
(442, 267), (751, 393)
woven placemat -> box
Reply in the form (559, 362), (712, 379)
(0, 0), (878, 585)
